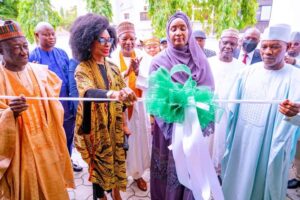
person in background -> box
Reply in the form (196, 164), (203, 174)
(160, 38), (168, 50)
(69, 13), (137, 200)
(138, 36), (161, 155)
(0, 20), (74, 200)
(222, 24), (300, 200)
(286, 31), (300, 189)
(29, 22), (82, 172)
(193, 30), (216, 58)
(208, 28), (244, 176)
(137, 36), (161, 90)
(143, 37), (161, 57)
(285, 31), (300, 68)
(135, 39), (144, 51)
(233, 27), (262, 65)
(111, 21), (151, 192)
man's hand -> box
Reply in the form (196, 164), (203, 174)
(279, 99), (300, 117)
(9, 96), (28, 118)
(284, 56), (296, 65)
(130, 57), (143, 76)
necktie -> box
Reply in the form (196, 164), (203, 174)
(242, 53), (248, 64)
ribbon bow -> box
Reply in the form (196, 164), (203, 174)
(146, 64), (224, 200)
(146, 64), (217, 129)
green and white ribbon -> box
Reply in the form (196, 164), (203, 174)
(146, 64), (224, 200)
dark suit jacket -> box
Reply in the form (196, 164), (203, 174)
(233, 48), (262, 64)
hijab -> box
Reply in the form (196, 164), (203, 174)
(150, 11), (214, 89)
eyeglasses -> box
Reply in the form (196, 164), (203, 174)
(97, 38), (114, 45)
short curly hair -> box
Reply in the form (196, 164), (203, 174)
(69, 13), (117, 61)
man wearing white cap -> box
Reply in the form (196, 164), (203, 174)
(110, 21), (150, 192)
(285, 31), (300, 68)
(222, 24), (300, 200)
(208, 28), (245, 175)
(286, 31), (300, 189)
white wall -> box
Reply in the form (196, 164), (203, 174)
(270, 0), (300, 31)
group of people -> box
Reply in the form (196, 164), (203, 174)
(1, 10), (300, 200)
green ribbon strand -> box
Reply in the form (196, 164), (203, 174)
(146, 64), (219, 129)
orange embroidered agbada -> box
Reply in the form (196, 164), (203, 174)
(119, 51), (142, 119)
(0, 63), (74, 200)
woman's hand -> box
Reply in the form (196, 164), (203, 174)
(109, 87), (137, 104)
(9, 95), (28, 118)
(279, 99), (300, 117)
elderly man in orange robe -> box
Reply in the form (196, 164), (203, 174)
(0, 20), (74, 200)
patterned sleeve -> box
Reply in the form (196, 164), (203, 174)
(108, 61), (127, 89)
(75, 64), (97, 97)
(74, 64), (95, 164)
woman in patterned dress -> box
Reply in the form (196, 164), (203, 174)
(69, 13), (136, 200)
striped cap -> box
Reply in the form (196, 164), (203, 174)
(221, 28), (239, 39)
(0, 20), (24, 42)
(143, 37), (160, 46)
(116, 21), (135, 37)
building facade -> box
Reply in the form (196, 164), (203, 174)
(256, 0), (273, 32)
(111, 0), (153, 40)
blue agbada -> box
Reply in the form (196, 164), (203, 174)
(29, 47), (69, 98)
(29, 47), (75, 155)
(222, 63), (300, 200)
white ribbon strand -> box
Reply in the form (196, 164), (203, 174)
(0, 95), (299, 104)
(172, 97), (224, 200)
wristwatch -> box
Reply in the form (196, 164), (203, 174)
(106, 90), (114, 98)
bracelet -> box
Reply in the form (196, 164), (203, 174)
(106, 90), (114, 98)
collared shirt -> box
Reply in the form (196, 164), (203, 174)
(238, 50), (255, 65)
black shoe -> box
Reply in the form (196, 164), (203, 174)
(72, 162), (83, 172)
(287, 179), (300, 189)
(217, 175), (222, 185)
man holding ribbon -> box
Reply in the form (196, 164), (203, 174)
(222, 24), (300, 200)
(285, 31), (300, 68)
(0, 20), (74, 199)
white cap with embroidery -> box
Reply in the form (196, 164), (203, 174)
(261, 24), (291, 43)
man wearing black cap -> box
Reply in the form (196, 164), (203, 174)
(193, 30), (216, 58)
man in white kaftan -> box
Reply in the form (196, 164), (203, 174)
(110, 21), (150, 191)
(285, 31), (300, 69)
(208, 28), (245, 174)
(285, 31), (300, 188)
(222, 24), (300, 200)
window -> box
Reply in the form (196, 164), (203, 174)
(260, 6), (272, 21)
(140, 12), (149, 21)
(124, 13), (130, 20)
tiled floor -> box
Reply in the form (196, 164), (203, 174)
(68, 149), (150, 200)
(69, 148), (300, 200)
